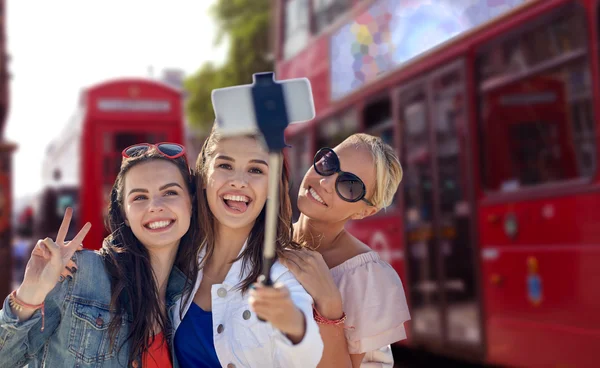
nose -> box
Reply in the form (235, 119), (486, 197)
(319, 175), (335, 193)
(148, 196), (165, 212)
(229, 170), (248, 188)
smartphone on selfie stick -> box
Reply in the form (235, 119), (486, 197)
(211, 72), (315, 318)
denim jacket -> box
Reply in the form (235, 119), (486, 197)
(0, 249), (187, 368)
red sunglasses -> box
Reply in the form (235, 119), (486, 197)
(122, 142), (189, 168)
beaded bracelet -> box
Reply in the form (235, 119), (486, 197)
(9, 290), (45, 332)
(312, 304), (347, 327)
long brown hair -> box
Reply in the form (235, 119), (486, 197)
(196, 126), (299, 292)
(99, 148), (198, 365)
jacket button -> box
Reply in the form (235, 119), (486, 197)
(217, 324), (224, 334)
(243, 310), (251, 320)
(227, 364), (236, 368)
(217, 288), (227, 298)
(96, 316), (104, 327)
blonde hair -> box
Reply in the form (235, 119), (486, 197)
(342, 133), (403, 209)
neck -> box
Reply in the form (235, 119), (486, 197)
(210, 222), (253, 270)
(148, 243), (179, 301)
(294, 213), (345, 252)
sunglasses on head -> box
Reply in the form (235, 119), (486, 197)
(313, 147), (374, 206)
(122, 142), (189, 168)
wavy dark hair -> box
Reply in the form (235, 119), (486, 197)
(98, 148), (198, 365)
(196, 126), (301, 292)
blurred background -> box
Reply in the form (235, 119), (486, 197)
(1, 0), (599, 367)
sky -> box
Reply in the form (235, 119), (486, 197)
(4, 0), (226, 202)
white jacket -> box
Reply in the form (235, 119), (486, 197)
(172, 242), (324, 368)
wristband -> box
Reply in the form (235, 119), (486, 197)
(9, 290), (45, 332)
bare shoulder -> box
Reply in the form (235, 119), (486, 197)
(323, 231), (374, 268)
(342, 231), (373, 258)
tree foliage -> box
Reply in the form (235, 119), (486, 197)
(185, 0), (274, 131)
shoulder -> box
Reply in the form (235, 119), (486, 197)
(72, 248), (105, 268)
(332, 252), (406, 311)
(333, 253), (411, 353)
(270, 259), (296, 284)
(270, 260), (310, 295)
(332, 251), (399, 283)
(69, 249), (113, 301)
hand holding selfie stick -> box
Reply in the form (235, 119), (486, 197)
(211, 72), (315, 315)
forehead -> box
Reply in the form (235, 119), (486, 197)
(334, 142), (374, 165)
(212, 136), (268, 160)
(334, 142), (376, 188)
(124, 160), (186, 190)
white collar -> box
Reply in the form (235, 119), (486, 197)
(197, 238), (251, 291)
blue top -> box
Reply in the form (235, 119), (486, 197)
(174, 303), (221, 368)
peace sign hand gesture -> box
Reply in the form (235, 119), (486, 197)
(17, 207), (91, 306)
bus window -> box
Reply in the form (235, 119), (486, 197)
(288, 133), (312, 221)
(364, 97), (397, 207)
(364, 97), (393, 144)
(312, 0), (351, 34)
(477, 6), (594, 192)
(284, 0), (311, 59)
(316, 109), (359, 149)
(401, 90), (433, 224)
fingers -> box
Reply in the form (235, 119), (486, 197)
(42, 237), (60, 257)
(282, 250), (307, 270)
(297, 248), (319, 260)
(59, 259), (78, 280)
(64, 241), (85, 252)
(32, 239), (49, 259)
(65, 222), (92, 256)
(66, 259), (78, 273)
(249, 283), (291, 316)
(248, 283), (291, 310)
(279, 256), (301, 275)
(250, 282), (290, 299)
(56, 207), (73, 245)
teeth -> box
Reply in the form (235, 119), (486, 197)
(223, 194), (249, 203)
(147, 220), (172, 229)
(309, 188), (326, 205)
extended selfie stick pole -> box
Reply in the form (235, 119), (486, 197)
(252, 72), (290, 289)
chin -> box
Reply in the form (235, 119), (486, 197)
(215, 213), (257, 232)
(297, 196), (324, 218)
(141, 238), (179, 250)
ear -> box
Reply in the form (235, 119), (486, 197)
(350, 206), (379, 220)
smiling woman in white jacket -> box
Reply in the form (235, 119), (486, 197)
(171, 127), (324, 368)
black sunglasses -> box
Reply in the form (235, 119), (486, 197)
(313, 148), (374, 206)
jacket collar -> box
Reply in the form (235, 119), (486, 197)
(197, 239), (250, 291)
(196, 238), (287, 290)
(166, 266), (187, 308)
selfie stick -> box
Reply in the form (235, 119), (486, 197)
(251, 73), (289, 288)
(212, 72), (315, 291)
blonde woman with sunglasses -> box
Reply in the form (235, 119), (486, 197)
(282, 133), (411, 368)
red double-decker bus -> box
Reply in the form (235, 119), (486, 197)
(34, 78), (185, 251)
(276, 0), (599, 367)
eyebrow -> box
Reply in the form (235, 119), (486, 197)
(215, 155), (268, 167)
(127, 182), (184, 197)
